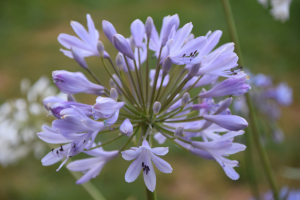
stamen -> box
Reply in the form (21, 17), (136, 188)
(60, 146), (63, 151)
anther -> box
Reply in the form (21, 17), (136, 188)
(60, 145), (63, 151)
(142, 162), (144, 167)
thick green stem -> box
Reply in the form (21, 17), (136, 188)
(221, 0), (279, 199)
(146, 187), (157, 200)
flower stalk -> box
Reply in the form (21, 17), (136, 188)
(221, 0), (279, 199)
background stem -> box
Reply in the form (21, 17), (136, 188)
(146, 187), (157, 200)
(220, 0), (279, 199)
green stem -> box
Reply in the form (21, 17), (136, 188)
(69, 170), (106, 200)
(146, 187), (157, 200)
(221, 0), (279, 199)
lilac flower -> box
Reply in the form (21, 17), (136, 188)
(42, 96), (65, 110)
(273, 83), (293, 106)
(67, 146), (118, 184)
(192, 131), (246, 180)
(150, 14), (180, 57)
(52, 70), (104, 95)
(122, 140), (172, 192)
(199, 73), (251, 98)
(47, 101), (92, 119)
(58, 14), (109, 58)
(92, 96), (124, 119)
(53, 106), (105, 135)
(39, 14), (252, 189)
(163, 23), (207, 65)
(120, 119), (133, 136)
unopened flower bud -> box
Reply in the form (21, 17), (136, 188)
(153, 101), (161, 115)
(145, 17), (153, 39)
(113, 34), (135, 60)
(120, 118), (133, 136)
(110, 88), (118, 101)
(181, 93), (190, 108)
(174, 127), (184, 138)
(97, 41), (105, 57)
(67, 94), (76, 102)
(115, 53), (123, 71)
(129, 35), (135, 52)
(71, 48), (88, 69)
(186, 63), (201, 80)
(162, 56), (172, 77)
(109, 78), (116, 88)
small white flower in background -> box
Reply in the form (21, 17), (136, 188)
(270, 0), (292, 22)
(257, 0), (293, 22)
(0, 76), (63, 166)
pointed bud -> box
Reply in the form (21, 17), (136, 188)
(97, 41), (105, 57)
(71, 48), (88, 69)
(181, 93), (190, 108)
(115, 53), (123, 71)
(130, 19), (145, 48)
(203, 115), (248, 131)
(129, 35), (135, 52)
(102, 20), (117, 44)
(109, 78), (116, 88)
(113, 34), (135, 60)
(186, 63), (201, 80)
(67, 94), (76, 102)
(145, 17), (153, 39)
(162, 56), (172, 77)
(110, 88), (118, 101)
(120, 118), (133, 136)
(153, 101), (161, 115)
(214, 97), (233, 115)
(174, 127), (184, 138)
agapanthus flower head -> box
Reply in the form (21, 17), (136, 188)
(38, 14), (250, 193)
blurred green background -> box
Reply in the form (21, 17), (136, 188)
(0, 0), (300, 199)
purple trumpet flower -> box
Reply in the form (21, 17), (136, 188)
(92, 96), (124, 119)
(130, 19), (145, 48)
(199, 73), (251, 98)
(52, 70), (104, 95)
(164, 23), (207, 65)
(150, 14), (180, 57)
(67, 146), (118, 184)
(113, 34), (135, 60)
(58, 14), (109, 58)
(48, 101), (92, 119)
(122, 140), (172, 192)
(42, 96), (65, 110)
(120, 118), (134, 136)
(53, 106), (105, 134)
(192, 131), (246, 180)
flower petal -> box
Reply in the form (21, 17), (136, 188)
(122, 148), (142, 161)
(125, 153), (143, 182)
(143, 151), (156, 192)
(151, 147), (169, 156)
(150, 153), (172, 173)
(76, 164), (105, 184)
